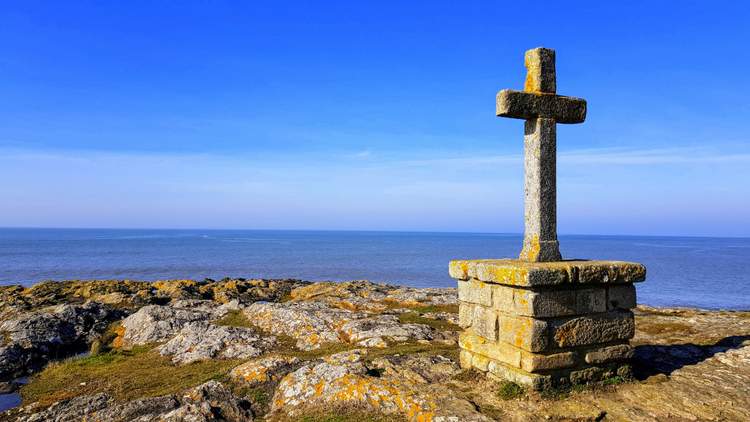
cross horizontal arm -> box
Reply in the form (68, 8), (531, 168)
(496, 89), (587, 124)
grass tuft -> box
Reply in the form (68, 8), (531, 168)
(602, 375), (627, 386)
(496, 381), (525, 400)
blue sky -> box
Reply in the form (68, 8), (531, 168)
(1, 1), (749, 236)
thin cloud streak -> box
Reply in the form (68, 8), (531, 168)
(399, 146), (750, 168)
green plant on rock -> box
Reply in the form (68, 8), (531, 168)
(496, 380), (525, 400)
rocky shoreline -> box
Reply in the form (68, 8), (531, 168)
(0, 278), (748, 421)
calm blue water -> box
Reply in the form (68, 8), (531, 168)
(0, 229), (748, 310)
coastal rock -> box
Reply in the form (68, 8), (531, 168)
(370, 354), (462, 384)
(244, 301), (345, 350)
(159, 321), (276, 364)
(288, 280), (457, 312)
(230, 355), (301, 387)
(339, 315), (434, 345)
(117, 304), (215, 347)
(271, 349), (488, 421)
(244, 301), (434, 350)
(0, 302), (122, 379)
(161, 380), (253, 421)
(207, 278), (308, 305)
(14, 392), (113, 422)
(0, 279), (308, 318)
(11, 381), (251, 422)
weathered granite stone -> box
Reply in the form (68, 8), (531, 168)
(487, 359), (552, 391)
(0, 302), (123, 379)
(458, 302), (474, 328)
(338, 314), (434, 345)
(608, 284), (637, 310)
(550, 310), (635, 348)
(460, 332), (522, 368)
(460, 332), (577, 373)
(494, 47), (587, 262)
(231, 355), (301, 387)
(457, 279), (493, 306)
(244, 300), (435, 351)
(519, 350), (576, 372)
(118, 304), (211, 347)
(271, 349), (489, 421)
(158, 321), (276, 364)
(489, 284), (606, 317)
(496, 314), (549, 352)
(497, 90), (587, 124)
(524, 47), (556, 93)
(584, 344), (634, 364)
(449, 259), (646, 286)
(519, 117), (562, 262)
(470, 305), (497, 341)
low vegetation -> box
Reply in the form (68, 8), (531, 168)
(214, 309), (256, 328)
(20, 345), (243, 407)
(397, 312), (461, 331)
(496, 380), (525, 400)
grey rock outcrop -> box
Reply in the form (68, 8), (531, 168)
(159, 321), (276, 364)
(118, 303), (215, 347)
(0, 302), (122, 379)
(13, 381), (252, 422)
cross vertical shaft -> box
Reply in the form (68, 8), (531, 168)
(520, 117), (561, 261)
(496, 47), (587, 262)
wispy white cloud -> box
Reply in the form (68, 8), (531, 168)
(392, 145), (750, 168)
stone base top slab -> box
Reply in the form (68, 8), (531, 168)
(449, 259), (646, 287)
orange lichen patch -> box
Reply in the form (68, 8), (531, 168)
(111, 325), (126, 349)
(302, 373), (437, 421)
(307, 332), (321, 347)
(231, 356), (301, 392)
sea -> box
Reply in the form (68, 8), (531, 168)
(0, 228), (748, 310)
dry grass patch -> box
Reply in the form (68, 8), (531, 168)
(379, 300), (459, 314)
(20, 345), (242, 407)
(214, 309), (255, 328)
(364, 340), (459, 362)
(398, 312), (461, 331)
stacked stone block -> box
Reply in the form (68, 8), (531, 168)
(450, 259), (646, 390)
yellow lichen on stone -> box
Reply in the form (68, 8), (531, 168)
(524, 54), (541, 93)
(451, 259), (645, 286)
(519, 234), (542, 262)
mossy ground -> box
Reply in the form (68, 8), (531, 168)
(20, 345), (243, 407)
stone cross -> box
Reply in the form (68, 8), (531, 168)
(497, 47), (587, 262)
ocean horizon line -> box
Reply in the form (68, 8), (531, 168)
(1, 226), (748, 241)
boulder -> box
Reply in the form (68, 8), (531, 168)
(230, 355), (301, 387)
(159, 321), (276, 364)
(11, 381), (252, 421)
(244, 301), (434, 350)
(339, 315), (433, 346)
(270, 349), (488, 421)
(0, 302), (123, 379)
(117, 303), (216, 347)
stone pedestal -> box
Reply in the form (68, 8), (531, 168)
(450, 259), (646, 390)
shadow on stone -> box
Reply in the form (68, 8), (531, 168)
(632, 335), (750, 379)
